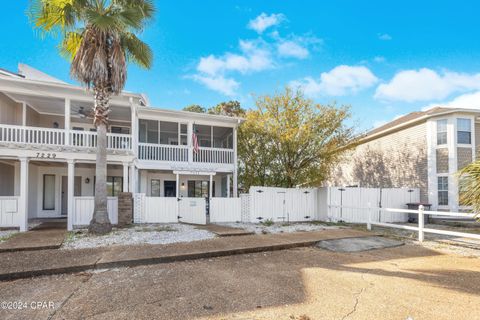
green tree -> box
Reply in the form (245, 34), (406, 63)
(208, 100), (246, 117)
(238, 87), (355, 190)
(458, 162), (480, 218)
(183, 104), (206, 113)
(29, 0), (155, 234)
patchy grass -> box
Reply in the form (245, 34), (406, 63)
(261, 219), (274, 227)
(0, 232), (18, 242)
(309, 220), (349, 227)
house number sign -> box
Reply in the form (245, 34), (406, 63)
(36, 152), (57, 159)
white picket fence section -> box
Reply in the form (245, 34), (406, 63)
(210, 198), (242, 223)
(178, 197), (207, 225)
(72, 197), (118, 226)
(144, 197), (178, 223)
(0, 197), (19, 227)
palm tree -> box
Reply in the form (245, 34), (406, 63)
(458, 161), (480, 220)
(29, 0), (155, 234)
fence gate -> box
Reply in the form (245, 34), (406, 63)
(178, 197), (207, 225)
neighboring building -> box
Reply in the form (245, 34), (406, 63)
(0, 64), (242, 231)
(329, 107), (480, 212)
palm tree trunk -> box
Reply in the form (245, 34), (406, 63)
(88, 86), (112, 234)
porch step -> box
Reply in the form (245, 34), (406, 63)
(198, 224), (255, 237)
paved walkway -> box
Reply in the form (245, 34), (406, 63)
(199, 224), (255, 236)
(0, 228), (372, 281)
(0, 221), (66, 253)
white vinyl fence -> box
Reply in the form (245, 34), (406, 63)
(178, 197), (207, 225)
(144, 197), (178, 223)
(210, 198), (241, 223)
(327, 187), (420, 223)
(0, 197), (19, 227)
(73, 197), (118, 226)
(249, 187), (318, 223)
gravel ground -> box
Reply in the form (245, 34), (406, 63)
(219, 222), (340, 234)
(0, 230), (18, 243)
(62, 224), (216, 249)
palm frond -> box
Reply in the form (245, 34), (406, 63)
(121, 32), (153, 69)
(59, 30), (83, 60)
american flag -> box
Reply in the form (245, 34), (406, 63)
(192, 131), (200, 154)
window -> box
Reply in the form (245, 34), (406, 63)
(151, 179), (161, 197)
(438, 176), (448, 206)
(160, 121), (179, 145)
(180, 124), (188, 146)
(111, 126), (130, 134)
(194, 125), (212, 147)
(43, 175), (55, 210)
(139, 119), (159, 143)
(436, 119), (447, 145)
(457, 118), (471, 144)
(187, 181), (215, 198)
(106, 176), (123, 196)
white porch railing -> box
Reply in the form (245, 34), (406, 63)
(70, 131), (132, 150)
(0, 197), (19, 228)
(72, 196), (118, 226)
(193, 147), (234, 164)
(0, 124), (65, 146)
(0, 124), (131, 151)
(138, 143), (189, 162)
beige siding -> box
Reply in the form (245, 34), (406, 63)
(0, 93), (21, 125)
(330, 122), (429, 202)
(436, 148), (448, 173)
(26, 106), (40, 126)
(457, 147), (472, 170)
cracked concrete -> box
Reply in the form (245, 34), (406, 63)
(1, 244), (479, 320)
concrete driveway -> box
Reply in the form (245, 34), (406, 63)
(0, 243), (479, 320)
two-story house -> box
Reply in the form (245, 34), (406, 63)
(329, 106), (480, 213)
(0, 64), (241, 231)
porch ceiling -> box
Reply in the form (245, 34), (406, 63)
(7, 93), (131, 121)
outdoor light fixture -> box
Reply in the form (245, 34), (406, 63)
(85, 178), (90, 184)
(181, 182), (185, 189)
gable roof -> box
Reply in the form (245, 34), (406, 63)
(363, 106), (480, 141)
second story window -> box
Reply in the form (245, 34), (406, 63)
(457, 118), (471, 144)
(436, 119), (447, 145)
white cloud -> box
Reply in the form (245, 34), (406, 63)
(423, 91), (480, 111)
(378, 33), (392, 40)
(190, 74), (239, 96)
(375, 68), (480, 102)
(374, 56), (386, 63)
(291, 65), (378, 97)
(197, 40), (273, 76)
(277, 40), (309, 59)
(248, 13), (285, 34)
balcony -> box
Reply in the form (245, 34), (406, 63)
(0, 124), (132, 151)
(138, 143), (234, 164)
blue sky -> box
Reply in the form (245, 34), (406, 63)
(2, 1), (480, 131)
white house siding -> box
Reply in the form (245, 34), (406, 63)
(139, 171), (224, 198)
(330, 122), (429, 203)
(0, 93), (21, 125)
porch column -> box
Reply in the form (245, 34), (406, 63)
(129, 163), (137, 193)
(123, 162), (129, 192)
(233, 126), (238, 197)
(130, 98), (138, 156)
(22, 102), (27, 126)
(187, 122), (193, 164)
(227, 174), (231, 198)
(209, 174), (213, 199)
(67, 160), (75, 231)
(176, 173), (180, 198)
(64, 98), (71, 145)
(19, 157), (29, 232)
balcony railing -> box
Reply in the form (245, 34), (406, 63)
(0, 124), (131, 151)
(138, 143), (234, 164)
(193, 146), (234, 164)
(138, 143), (189, 162)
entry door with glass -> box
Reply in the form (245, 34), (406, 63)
(61, 176), (82, 215)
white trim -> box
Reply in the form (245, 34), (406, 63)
(426, 119), (437, 209)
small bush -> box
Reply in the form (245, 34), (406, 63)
(261, 219), (274, 227)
